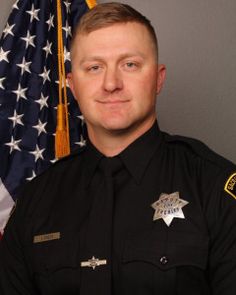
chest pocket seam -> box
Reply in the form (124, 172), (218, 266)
(122, 230), (209, 271)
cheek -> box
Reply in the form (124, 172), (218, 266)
(75, 77), (102, 99)
(129, 75), (157, 111)
(144, 71), (158, 90)
(131, 69), (157, 89)
(128, 73), (157, 99)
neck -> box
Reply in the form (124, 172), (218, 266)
(87, 119), (156, 157)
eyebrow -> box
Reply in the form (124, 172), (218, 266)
(79, 52), (146, 65)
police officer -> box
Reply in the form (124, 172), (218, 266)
(1, 2), (236, 295)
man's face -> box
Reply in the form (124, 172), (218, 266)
(68, 22), (166, 137)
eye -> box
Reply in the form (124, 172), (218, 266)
(87, 64), (102, 73)
(123, 61), (139, 71)
(126, 62), (136, 68)
(84, 63), (103, 74)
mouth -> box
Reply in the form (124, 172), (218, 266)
(96, 99), (130, 105)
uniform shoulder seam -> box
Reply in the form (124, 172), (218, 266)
(164, 133), (235, 170)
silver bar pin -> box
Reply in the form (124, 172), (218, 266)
(81, 256), (107, 270)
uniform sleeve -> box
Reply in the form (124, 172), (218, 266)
(0, 200), (36, 295)
(209, 171), (236, 294)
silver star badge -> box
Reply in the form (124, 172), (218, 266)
(151, 192), (189, 226)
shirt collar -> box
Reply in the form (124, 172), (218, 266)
(82, 141), (103, 188)
(82, 120), (163, 187)
(119, 121), (163, 184)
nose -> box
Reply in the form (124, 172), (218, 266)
(103, 66), (123, 93)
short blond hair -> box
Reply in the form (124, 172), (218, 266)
(71, 2), (158, 59)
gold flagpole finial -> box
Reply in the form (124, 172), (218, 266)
(86, 0), (97, 9)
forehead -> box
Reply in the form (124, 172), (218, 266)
(71, 22), (156, 60)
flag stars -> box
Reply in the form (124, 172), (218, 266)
(5, 136), (21, 154)
(26, 171), (36, 181)
(12, 84), (28, 101)
(35, 93), (49, 110)
(64, 46), (71, 62)
(62, 21), (72, 38)
(78, 115), (85, 126)
(53, 101), (70, 111)
(0, 77), (5, 90)
(63, 1), (71, 13)
(50, 158), (58, 164)
(21, 31), (36, 49)
(16, 57), (32, 75)
(78, 114), (84, 122)
(3, 23), (15, 38)
(13, 0), (19, 10)
(26, 4), (40, 23)
(30, 145), (45, 162)
(33, 119), (47, 136)
(55, 78), (69, 89)
(39, 66), (51, 84)
(43, 41), (52, 58)
(75, 135), (86, 147)
(0, 47), (10, 63)
(46, 14), (54, 30)
(8, 110), (24, 127)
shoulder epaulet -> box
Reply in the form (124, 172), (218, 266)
(164, 133), (235, 170)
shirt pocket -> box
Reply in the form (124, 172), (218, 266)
(27, 231), (79, 274)
(122, 229), (209, 270)
(120, 229), (209, 293)
(164, 230), (209, 270)
(24, 231), (81, 295)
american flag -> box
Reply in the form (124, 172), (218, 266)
(0, 0), (92, 234)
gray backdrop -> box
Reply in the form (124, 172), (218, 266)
(1, 0), (236, 163)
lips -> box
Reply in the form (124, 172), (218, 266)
(96, 96), (130, 104)
(98, 100), (129, 104)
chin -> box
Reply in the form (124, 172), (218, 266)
(100, 115), (127, 127)
(103, 119), (141, 134)
(104, 123), (130, 132)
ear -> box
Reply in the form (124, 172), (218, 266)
(156, 64), (166, 95)
(67, 72), (75, 96)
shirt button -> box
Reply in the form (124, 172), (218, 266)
(160, 256), (168, 265)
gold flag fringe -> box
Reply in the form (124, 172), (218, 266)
(55, 0), (70, 158)
(55, 0), (97, 158)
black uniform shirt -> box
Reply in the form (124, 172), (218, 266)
(1, 121), (236, 295)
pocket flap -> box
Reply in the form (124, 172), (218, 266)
(28, 231), (79, 273)
(122, 230), (209, 270)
